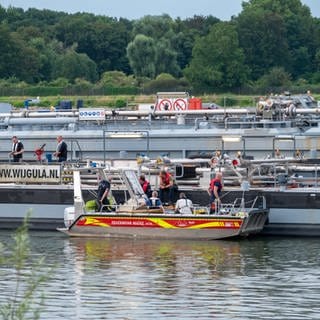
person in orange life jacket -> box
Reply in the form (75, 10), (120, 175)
(10, 136), (24, 162)
(208, 172), (223, 209)
(158, 169), (174, 204)
(139, 174), (152, 198)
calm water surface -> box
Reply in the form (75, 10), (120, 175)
(0, 231), (319, 319)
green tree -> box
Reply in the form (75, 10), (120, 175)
(0, 24), (41, 83)
(130, 15), (182, 77)
(143, 73), (190, 94)
(53, 49), (98, 83)
(54, 13), (132, 75)
(236, 0), (316, 80)
(127, 34), (156, 79)
(256, 66), (292, 87)
(184, 22), (248, 92)
(132, 14), (173, 40)
(0, 4), (6, 22)
(28, 37), (58, 82)
(155, 38), (180, 76)
(99, 71), (135, 87)
(170, 16), (218, 73)
(236, 8), (289, 80)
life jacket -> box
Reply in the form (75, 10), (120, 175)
(209, 178), (222, 193)
(161, 172), (171, 185)
(141, 180), (151, 193)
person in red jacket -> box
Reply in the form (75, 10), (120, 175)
(208, 172), (223, 212)
(159, 169), (174, 204)
(139, 174), (152, 197)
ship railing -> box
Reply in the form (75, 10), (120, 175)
(69, 139), (83, 161)
(95, 196), (267, 217)
(215, 198), (245, 216)
(138, 160), (186, 191)
(61, 165), (100, 186)
(249, 175), (320, 188)
(215, 196), (266, 215)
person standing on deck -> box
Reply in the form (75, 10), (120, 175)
(159, 169), (174, 204)
(9, 136), (24, 162)
(208, 172), (223, 212)
(97, 176), (112, 212)
(53, 135), (68, 162)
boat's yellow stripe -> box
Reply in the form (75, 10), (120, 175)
(80, 216), (241, 229)
(83, 217), (110, 227)
(147, 218), (178, 228)
(188, 220), (241, 229)
(189, 221), (225, 229)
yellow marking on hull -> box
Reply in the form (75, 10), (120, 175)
(81, 216), (241, 230)
(83, 217), (110, 227)
(148, 218), (178, 229)
(188, 221), (226, 229)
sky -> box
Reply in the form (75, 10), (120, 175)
(0, 0), (319, 20)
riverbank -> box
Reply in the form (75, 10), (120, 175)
(0, 94), (267, 109)
(1, 92), (319, 110)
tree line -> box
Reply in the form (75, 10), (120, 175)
(0, 0), (319, 94)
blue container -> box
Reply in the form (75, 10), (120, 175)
(46, 153), (52, 162)
(60, 100), (72, 109)
(77, 99), (83, 109)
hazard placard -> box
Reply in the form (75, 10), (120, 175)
(156, 99), (172, 111)
(172, 98), (187, 111)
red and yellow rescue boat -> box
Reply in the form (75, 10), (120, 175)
(57, 170), (268, 240)
(58, 208), (268, 240)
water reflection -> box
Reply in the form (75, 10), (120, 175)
(62, 236), (320, 319)
(67, 237), (242, 271)
(0, 232), (320, 319)
(60, 237), (246, 319)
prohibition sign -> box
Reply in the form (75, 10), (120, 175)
(157, 98), (172, 111)
(173, 98), (187, 111)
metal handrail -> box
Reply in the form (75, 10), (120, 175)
(70, 139), (83, 161)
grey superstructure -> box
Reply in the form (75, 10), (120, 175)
(1, 101), (320, 162)
(1, 93), (320, 236)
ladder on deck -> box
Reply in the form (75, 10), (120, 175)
(120, 169), (146, 207)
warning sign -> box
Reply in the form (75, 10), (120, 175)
(156, 99), (172, 111)
(156, 98), (188, 111)
(172, 98), (187, 111)
(155, 92), (190, 111)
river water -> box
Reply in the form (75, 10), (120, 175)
(0, 231), (319, 320)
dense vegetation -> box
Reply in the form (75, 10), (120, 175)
(0, 0), (319, 95)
